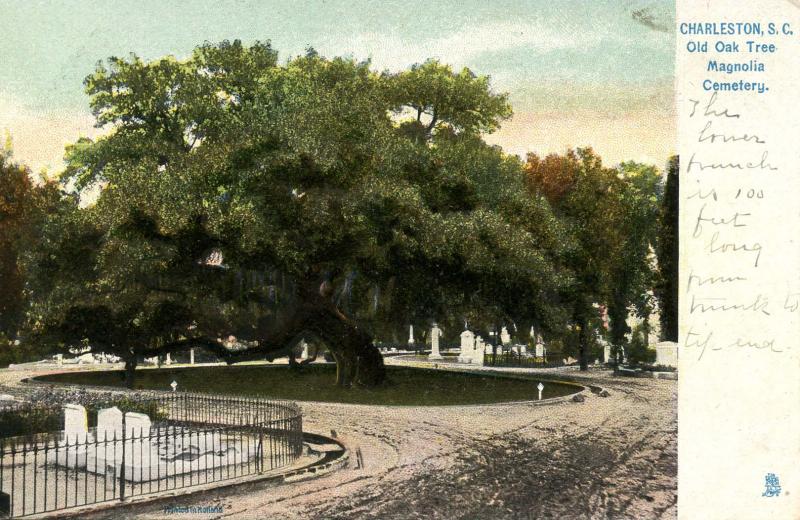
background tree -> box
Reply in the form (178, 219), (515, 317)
(0, 150), (31, 341)
(41, 41), (567, 387)
(655, 155), (679, 341)
(524, 148), (662, 370)
(606, 162), (663, 363)
(0, 147), (62, 366)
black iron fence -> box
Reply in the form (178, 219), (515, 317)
(0, 393), (303, 518)
(484, 351), (573, 368)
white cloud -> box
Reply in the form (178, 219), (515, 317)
(318, 20), (604, 74)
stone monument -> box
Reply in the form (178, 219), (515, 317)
(535, 334), (546, 358)
(473, 336), (486, 365)
(655, 341), (678, 367)
(458, 330), (475, 363)
(428, 323), (443, 360)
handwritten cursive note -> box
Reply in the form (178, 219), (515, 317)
(683, 90), (781, 358)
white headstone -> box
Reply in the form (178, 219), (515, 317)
(165, 353), (172, 365)
(604, 342), (612, 363)
(458, 330), (475, 363)
(473, 336), (486, 364)
(535, 335), (545, 358)
(55, 353), (63, 365)
(97, 406), (123, 439)
(63, 404), (88, 441)
(408, 325), (414, 345)
(655, 341), (679, 367)
(189, 348), (195, 365)
(500, 326), (511, 345)
(125, 412), (152, 437)
(429, 324), (443, 360)
(170, 380), (178, 392)
(537, 382), (544, 400)
(300, 340), (309, 360)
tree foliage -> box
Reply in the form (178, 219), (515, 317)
(655, 155), (679, 341)
(524, 149), (663, 369)
(31, 41), (567, 386)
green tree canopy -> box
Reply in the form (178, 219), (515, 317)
(33, 41), (567, 387)
(524, 148), (663, 369)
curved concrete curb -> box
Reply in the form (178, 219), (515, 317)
(22, 368), (586, 410)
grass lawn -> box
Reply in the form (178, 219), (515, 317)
(35, 364), (581, 406)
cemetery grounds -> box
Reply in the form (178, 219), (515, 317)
(0, 358), (676, 520)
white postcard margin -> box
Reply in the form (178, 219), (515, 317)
(677, 0), (800, 518)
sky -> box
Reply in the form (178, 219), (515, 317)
(0, 0), (675, 173)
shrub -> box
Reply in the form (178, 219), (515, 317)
(625, 323), (656, 364)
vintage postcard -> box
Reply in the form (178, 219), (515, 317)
(0, 1), (796, 519)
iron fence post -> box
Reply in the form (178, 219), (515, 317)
(119, 414), (126, 502)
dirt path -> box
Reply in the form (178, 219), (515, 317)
(0, 363), (677, 519)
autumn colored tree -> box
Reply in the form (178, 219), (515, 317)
(524, 148), (661, 369)
(0, 150), (31, 340)
(0, 146), (65, 366)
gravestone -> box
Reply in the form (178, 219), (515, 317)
(63, 404), (88, 442)
(189, 348), (195, 365)
(458, 330), (475, 363)
(97, 406), (123, 439)
(535, 335), (545, 358)
(473, 336), (486, 365)
(300, 340), (309, 360)
(125, 412), (152, 437)
(428, 324), (443, 360)
(165, 353), (172, 365)
(655, 341), (678, 367)
(500, 326), (511, 345)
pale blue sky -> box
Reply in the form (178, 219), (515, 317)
(0, 0), (675, 171)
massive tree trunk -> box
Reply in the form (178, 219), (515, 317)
(304, 304), (385, 387)
(292, 277), (385, 387)
(160, 275), (387, 387)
